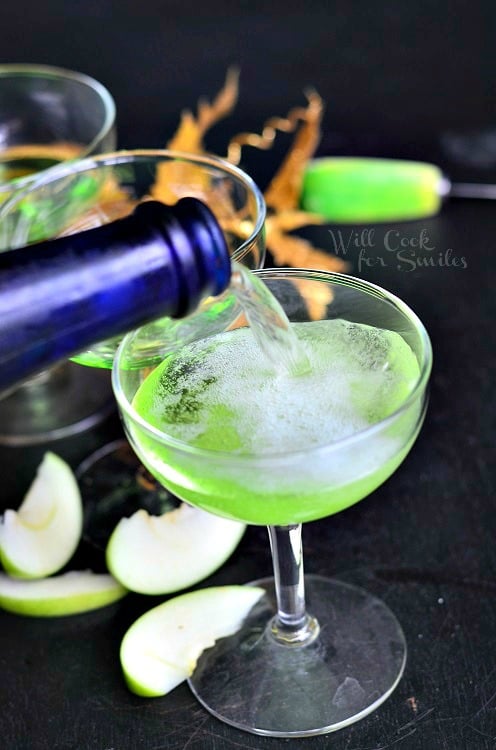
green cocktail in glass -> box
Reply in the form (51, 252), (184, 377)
(113, 268), (432, 737)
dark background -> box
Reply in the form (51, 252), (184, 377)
(1, 1), (494, 167)
(0, 2), (495, 749)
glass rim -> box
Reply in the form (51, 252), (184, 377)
(0, 63), (116, 194)
(112, 267), (433, 464)
(0, 148), (267, 260)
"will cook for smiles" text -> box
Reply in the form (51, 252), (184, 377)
(328, 228), (468, 272)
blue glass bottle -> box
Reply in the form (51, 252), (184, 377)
(0, 198), (231, 394)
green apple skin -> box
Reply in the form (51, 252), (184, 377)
(106, 504), (246, 595)
(0, 452), (83, 579)
(0, 571), (127, 617)
(120, 585), (264, 697)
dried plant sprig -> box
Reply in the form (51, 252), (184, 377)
(263, 89), (323, 212)
(226, 89), (323, 212)
(266, 222), (348, 274)
(167, 67), (240, 154)
(197, 67), (240, 135)
(153, 71), (348, 304)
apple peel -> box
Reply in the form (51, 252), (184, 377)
(120, 585), (264, 697)
(106, 504), (245, 594)
(0, 452), (83, 578)
(0, 570), (127, 617)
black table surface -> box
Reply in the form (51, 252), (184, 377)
(0, 2), (495, 749)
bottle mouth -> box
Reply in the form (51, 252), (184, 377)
(173, 197), (232, 299)
(132, 198), (231, 319)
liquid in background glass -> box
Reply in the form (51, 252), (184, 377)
(0, 143), (83, 185)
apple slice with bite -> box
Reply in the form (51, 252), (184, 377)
(106, 504), (245, 594)
(0, 452), (83, 578)
(0, 570), (127, 616)
(121, 585), (264, 696)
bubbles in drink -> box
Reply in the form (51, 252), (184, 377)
(134, 319), (420, 455)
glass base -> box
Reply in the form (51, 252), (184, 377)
(188, 575), (406, 738)
(76, 439), (181, 550)
(0, 362), (115, 446)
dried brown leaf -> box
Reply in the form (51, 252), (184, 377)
(264, 90), (323, 212)
(291, 278), (335, 321)
(153, 69), (240, 205)
(196, 67), (240, 135)
(266, 224), (348, 273)
(166, 111), (204, 155)
(267, 210), (324, 232)
(151, 71), (346, 278)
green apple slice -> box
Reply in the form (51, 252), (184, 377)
(0, 452), (83, 578)
(0, 570), (127, 617)
(106, 504), (245, 594)
(121, 585), (264, 696)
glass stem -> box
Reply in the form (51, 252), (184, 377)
(267, 524), (319, 646)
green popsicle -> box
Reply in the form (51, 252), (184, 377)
(301, 157), (446, 223)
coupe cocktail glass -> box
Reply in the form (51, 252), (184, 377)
(0, 64), (116, 444)
(0, 64), (116, 200)
(113, 268), (432, 737)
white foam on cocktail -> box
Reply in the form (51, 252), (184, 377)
(148, 319), (419, 455)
